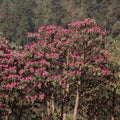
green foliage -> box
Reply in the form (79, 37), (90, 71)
(0, 0), (119, 45)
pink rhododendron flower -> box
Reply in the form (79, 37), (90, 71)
(42, 71), (49, 76)
(38, 94), (45, 100)
(102, 69), (111, 75)
(38, 83), (42, 87)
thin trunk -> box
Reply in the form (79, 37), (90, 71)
(41, 111), (44, 120)
(60, 90), (64, 120)
(93, 105), (97, 120)
(73, 81), (80, 120)
(63, 83), (69, 120)
(5, 116), (8, 120)
(61, 83), (69, 120)
(61, 48), (70, 120)
(111, 88), (116, 120)
(111, 115), (114, 120)
(73, 87), (79, 120)
(63, 112), (66, 120)
(47, 100), (50, 116)
(94, 115), (97, 120)
(51, 94), (55, 113)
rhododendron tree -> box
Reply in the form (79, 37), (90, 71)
(25, 18), (116, 120)
(0, 18), (117, 120)
(65, 18), (116, 120)
(0, 37), (22, 119)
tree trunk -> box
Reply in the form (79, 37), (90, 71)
(94, 115), (97, 120)
(63, 112), (67, 120)
(51, 94), (55, 113)
(60, 92), (64, 120)
(93, 104), (98, 120)
(61, 83), (69, 120)
(41, 111), (44, 120)
(5, 116), (8, 120)
(61, 48), (70, 120)
(111, 88), (116, 120)
(73, 81), (80, 120)
(47, 100), (50, 116)
(111, 115), (114, 120)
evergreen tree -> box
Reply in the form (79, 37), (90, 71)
(50, 0), (66, 26)
(12, 0), (35, 45)
(0, 0), (15, 42)
(0, 0), (35, 45)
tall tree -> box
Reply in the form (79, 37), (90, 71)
(50, 0), (67, 26)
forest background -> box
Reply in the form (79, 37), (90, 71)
(0, 0), (119, 45)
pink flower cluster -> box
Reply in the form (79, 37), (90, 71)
(102, 69), (111, 75)
(25, 93), (45, 103)
(68, 18), (96, 27)
(3, 82), (19, 89)
(21, 76), (33, 81)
